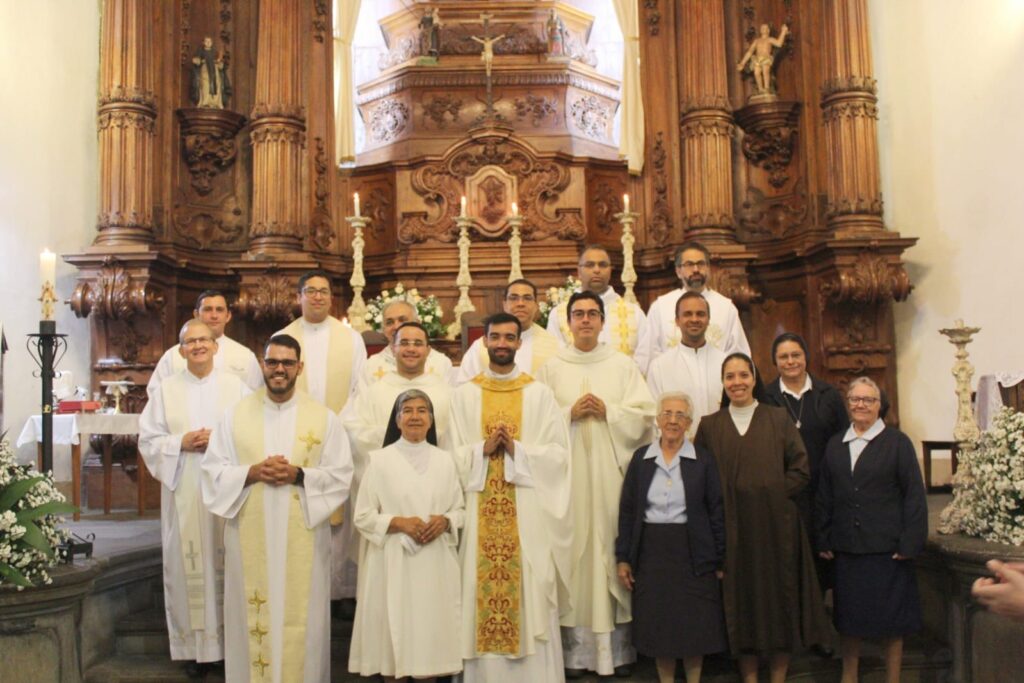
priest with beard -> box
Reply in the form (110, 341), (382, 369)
(357, 299), (454, 391)
(537, 291), (656, 679)
(201, 334), (353, 683)
(450, 312), (572, 682)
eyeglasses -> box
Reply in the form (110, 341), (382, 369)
(570, 309), (603, 320)
(580, 261), (610, 269)
(263, 358), (299, 369)
(848, 396), (879, 406)
(301, 287), (331, 298)
(658, 411), (691, 422)
(397, 339), (427, 348)
(181, 336), (213, 347)
(505, 294), (536, 303)
(680, 260), (708, 270)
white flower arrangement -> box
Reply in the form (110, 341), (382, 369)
(364, 282), (447, 339)
(538, 276), (582, 329)
(939, 407), (1024, 545)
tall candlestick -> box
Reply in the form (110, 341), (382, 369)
(460, 195), (467, 218)
(447, 216), (477, 340)
(39, 249), (57, 320)
(623, 193), (630, 214)
(353, 192), (361, 217)
(346, 215), (371, 331)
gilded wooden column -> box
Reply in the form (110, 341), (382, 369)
(821, 0), (884, 234)
(249, 0), (306, 254)
(95, 0), (156, 246)
(678, 0), (735, 243)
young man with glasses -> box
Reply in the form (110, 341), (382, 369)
(537, 291), (656, 678)
(454, 278), (559, 384)
(357, 299), (454, 391)
(635, 241), (750, 374)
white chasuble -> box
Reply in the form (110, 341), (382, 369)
(148, 335), (263, 396)
(139, 369), (249, 662)
(358, 346), (454, 392)
(449, 368), (572, 683)
(537, 345), (655, 674)
(546, 288), (646, 364)
(646, 343), (726, 438)
(634, 287), (750, 373)
(348, 439), (465, 679)
(453, 324), (559, 385)
(201, 390), (353, 683)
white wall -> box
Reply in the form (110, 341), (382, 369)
(871, 0), (1024, 459)
(0, 2), (100, 476)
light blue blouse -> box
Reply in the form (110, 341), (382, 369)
(643, 440), (696, 524)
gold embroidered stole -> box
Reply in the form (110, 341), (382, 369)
(162, 373), (234, 631)
(558, 298), (638, 356)
(281, 317), (354, 413)
(471, 373), (533, 655)
(232, 391), (326, 682)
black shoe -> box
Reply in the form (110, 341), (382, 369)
(565, 668), (586, 679)
(183, 661), (203, 679)
(340, 597), (357, 621)
(812, 643), (835, 658)
(614, 664), (633, 677)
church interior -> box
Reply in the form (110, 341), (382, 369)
(1, 0), (1023, 681)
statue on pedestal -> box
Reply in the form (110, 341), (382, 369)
(737, 23), (789, 101)
(546, 9), (566, 57)
(419, 8), (442, 59)
(191, 36), (231, 109)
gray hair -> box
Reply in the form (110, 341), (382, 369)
(393, 389), (434, 426)
(382, 298), (419, 322)
(178, 318), (213, 344)
(846, 376), (881, 398)
(656, 391), (693, 418)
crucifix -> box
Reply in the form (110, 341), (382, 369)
(471, 13), (505, 121)
(185, 540), (199, 572)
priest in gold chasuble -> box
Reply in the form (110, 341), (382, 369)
(202, 335), (353, 683)
(450, 313), (572, 683)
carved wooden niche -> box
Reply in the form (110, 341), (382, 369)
(466, 166), (518, 237)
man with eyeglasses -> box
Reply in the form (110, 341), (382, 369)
(148, 289), (262, 396)
(202, 333), (353, 683)
(546, 245), (647, 365)
(645, 291), (727, 438)
(139, 319), (251, 678)
(357, 299), (454, 391)
(454, 278), (559, 384)
(275, 269), (367, 604)
(537, 291), (655, 679)
(635, 241), (750, 373)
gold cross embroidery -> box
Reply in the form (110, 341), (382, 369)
(248, 590), (266, 610)
(249, 621), (268, 644)
(253, 653), (269, 676)
(299, 430), (321, 453)
(373, 366), (388, 379)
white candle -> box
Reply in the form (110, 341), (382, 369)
(40, 249), (56, 287)
(511, 201), (518, 217)
(623, 193), (630, 214)
(353, 192), (361, 217)
(460, 195), (467, 217)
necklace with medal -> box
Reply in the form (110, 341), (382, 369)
(784, 390), (805, 429)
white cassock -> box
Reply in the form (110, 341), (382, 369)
(349, 438), (465, 679)
(646, 343), (726, 438)
(357, 346), (454, 392)
(546, 288), (646, 365)
(201, 390), (353, 683)
(454, 324), (559, 385)
(275, 315), (367, 599)
(147, 335), (263, 396)
(634, 287), (749, 373)
(536, 345), (655, 675)
(138, 368), (250, 662)
(450, 367), (572, 683)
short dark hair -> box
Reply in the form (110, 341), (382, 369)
(483, 312), (522, 337)
(771, 332), (809, 366)
(567, 290), (605, 320)
(673, 241), (711, 267)
(264, 333), (302, 360)
(297, 269), (333, 293)
(675, 291), (710, 317)
(503, 278), (537, 300)
(578, 244), (612, 264)
(194, 289), (228, 311)
(393, 321), (429, 342)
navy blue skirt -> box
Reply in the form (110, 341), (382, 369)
(833, 552), (922, 638)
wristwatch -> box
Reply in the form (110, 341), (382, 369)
(294, 467), (305, 488)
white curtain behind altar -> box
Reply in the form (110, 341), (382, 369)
(333, 0), (362, 165)
(611, 0), (644, 174)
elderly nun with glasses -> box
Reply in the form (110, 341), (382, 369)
(816, 376), (927, 683)
(349, 389), (465, 682)
(615, 391), (727, 683)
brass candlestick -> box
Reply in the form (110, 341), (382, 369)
(346, 215), (370, 332)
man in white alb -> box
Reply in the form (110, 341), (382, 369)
(357, 299), (453, 391)
(148, 290), (262, 395)
(139, 319), (250, 677)
(546, 245), (646, 364)
(635, 241), (749, 373)
(537, 292), (655, 678)
(201, 334), (353, 683)
(454, 279), (559, 384)
(450, 312), (572, 682)
(646, 291), (726, 437)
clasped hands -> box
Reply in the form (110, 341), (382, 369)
(484, 425), (516, 459)
(181, 428), (212, 452)
(571, 393), (607, 422)
(389, 515), (450, 545)
(246, 455), (299, 487)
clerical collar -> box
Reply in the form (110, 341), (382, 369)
(561, 343), (614, 364)
(301, 317), (330, 331)
(843, 418), (885, 443)
(185, 367), (216, 384)
(262, 391), (299, 410)
(484, 365), (521, 380)
(781, 374), (812, 399)
(679, 340), (708, 353)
